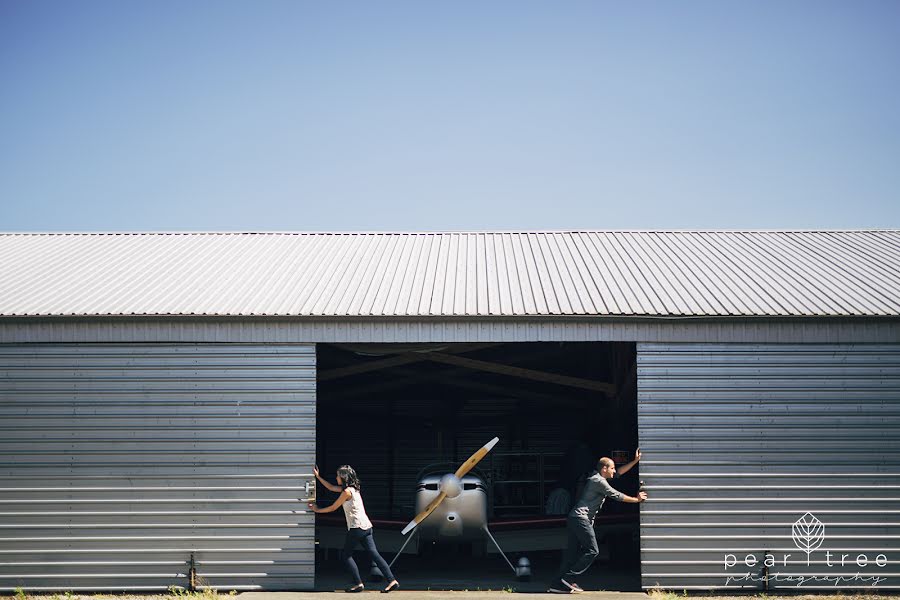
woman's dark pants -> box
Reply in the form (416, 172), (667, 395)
(342, 527), (395, 585)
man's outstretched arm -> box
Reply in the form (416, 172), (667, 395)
(600, 475), (648, 504)
(619, 491), (648, 504)
(617, 447), (641, 476)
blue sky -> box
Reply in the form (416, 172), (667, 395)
(1, 1), (898, 231)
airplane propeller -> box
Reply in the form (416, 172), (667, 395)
(400, 436), (499, 536)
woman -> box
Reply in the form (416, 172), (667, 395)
(308, 464), (400, 593)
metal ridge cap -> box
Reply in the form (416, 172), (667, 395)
(1, 228), (899, 236)
(1, 313), (898, 321)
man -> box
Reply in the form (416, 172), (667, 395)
(548, 448), (647, 594)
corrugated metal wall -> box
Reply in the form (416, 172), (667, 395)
(638, 343), (900, 591)
(0, 343), (316, 592)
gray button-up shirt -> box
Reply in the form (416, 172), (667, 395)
(569, 471), (624, 522)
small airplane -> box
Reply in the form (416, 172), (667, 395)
(381, 437), (531, 580)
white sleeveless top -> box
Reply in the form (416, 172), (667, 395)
(342, 487), (373, 530)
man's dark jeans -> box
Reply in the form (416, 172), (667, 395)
(556, 515), (599, 580)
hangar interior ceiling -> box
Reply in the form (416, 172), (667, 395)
(315, 341), (640, 522)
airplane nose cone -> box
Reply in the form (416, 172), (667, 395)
(440, 474), (462, 498)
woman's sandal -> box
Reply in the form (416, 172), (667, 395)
(346, 583), (364, 593)
(381, 580), (399, 593)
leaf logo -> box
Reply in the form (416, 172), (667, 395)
(792, 512), (825, 566)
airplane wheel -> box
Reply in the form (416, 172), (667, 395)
(515, 556), (532, 580)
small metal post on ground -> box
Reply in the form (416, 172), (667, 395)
(189, 552), (197, 591)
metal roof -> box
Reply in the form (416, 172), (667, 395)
(1, 230), (898, 317)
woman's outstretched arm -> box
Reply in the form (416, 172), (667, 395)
(314, 465), (343, 493)
(308, 488), (351, 513)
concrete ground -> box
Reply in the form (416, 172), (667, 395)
(312, 548), (639, 594)
(9, 593), (889, 600)
(236, 592), (900, 600)
(239, 591), (647, 598)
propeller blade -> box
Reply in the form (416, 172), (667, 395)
(401, 491), (447, 535)
(455, 436), (499, 479)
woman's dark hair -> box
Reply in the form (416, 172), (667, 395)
(337, 465), (361, 491)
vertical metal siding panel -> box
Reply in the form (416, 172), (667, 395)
(527, 234), (563, 314)
(232, 236), (297, 315)
(419, 236), (447, 316)
(542, 234), (584, 314)
(448, 234), (465, 316)
(791, 233), (900, 314)
(357, 235), (404, 316)
(588, 233), (643, 314)
(566, 234), (610, 314)
(637, 342), (900, 591)
(846, 232), (900, 273)
(20, 236), (122, 316)
(607, 233), (668, 315)
(498, 234), (534, 315)
(579, 233), (626, 314)
(337, 235), (388, 316)
(705, 233), (792, 315)
(690, 233), (783, 315)
(305, 235), (367, 316)
(386, 234), (425, 316)
(172, 236), (261, 316)
(555, 233), (596, 314)
(616, 233), (685, 315)
(465, 234), (478, 316)
(659, 234), (744, 316)
(0, 343), (316, 592)
(370, 235), (413, 316)
(512, 234), (543, 314)
(486, 234), (510, 315)
(720, 233), (822, 316)
(747, 233), (857, 315)
(644, 234), (722, 316)
(640, 234), (714, 316)
(380, 235), (423, 316)
(213, 235), (282, 315)
(478, 234), (493, 315)
(432, 234), (452, 316)
(0, 235), (51, 310)
(408, 235), (438, 316)
(254, 235), (316, 315)
(272, 235), (337, 315)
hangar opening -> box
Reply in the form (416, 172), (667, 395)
(314, 341), (641, 591)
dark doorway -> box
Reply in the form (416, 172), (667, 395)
(314, 342), (640, 591)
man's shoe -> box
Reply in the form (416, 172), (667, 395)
(561, 579), (583, 593)
(548, 579), (576, 594)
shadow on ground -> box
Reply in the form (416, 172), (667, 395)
(315, 549), (640, 593)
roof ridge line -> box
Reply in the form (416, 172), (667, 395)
(1, 229), (899, 236)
